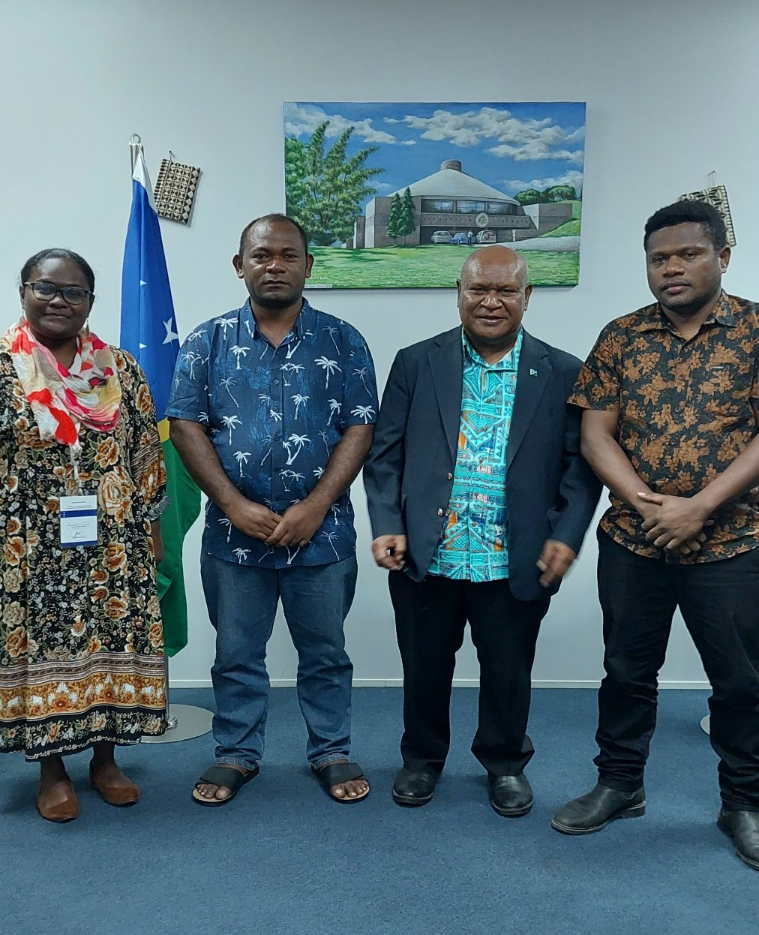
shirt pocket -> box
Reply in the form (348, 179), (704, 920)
(698, 361), (753, 428)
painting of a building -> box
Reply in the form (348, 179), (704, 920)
(284, 101), (585, 288)
(352, 159), (571, 248)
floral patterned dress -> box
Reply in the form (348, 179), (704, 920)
(0, 346), (168, 759)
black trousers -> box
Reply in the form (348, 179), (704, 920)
(595, 530), (759, 810)
(389, 572), (549, 777)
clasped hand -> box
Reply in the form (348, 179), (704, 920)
(228, 498), (327, 548)
(637, 492), (712, 553)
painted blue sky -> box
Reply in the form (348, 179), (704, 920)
(284, 101), (586, 209)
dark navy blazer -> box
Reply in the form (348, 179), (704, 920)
(364, 326), (601, 601)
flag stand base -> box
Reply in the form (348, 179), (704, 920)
(142, 704), (213, 743)
(700, 715), (710, 735)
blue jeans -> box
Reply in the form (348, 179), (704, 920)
(201, 552), (357, 771)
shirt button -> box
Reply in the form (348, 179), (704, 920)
(273, 379), (280, 385)
(447, 473), (453, 480)
(437, 508), (444, 516)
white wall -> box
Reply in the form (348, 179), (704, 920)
(3, 0), (758, 688)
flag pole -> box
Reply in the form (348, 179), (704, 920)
(123, 134), (212, 744)
(129, 133), (141, 174)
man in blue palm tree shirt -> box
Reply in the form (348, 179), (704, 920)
(168, 214), (378, 807)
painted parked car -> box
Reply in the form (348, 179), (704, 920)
(430, 230), (452, 244)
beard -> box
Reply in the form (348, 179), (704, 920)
(659, 295), (704, 318)
(658, 283), (721, 318)
(250, 286), (300, 310)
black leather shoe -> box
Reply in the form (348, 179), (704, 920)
(551, 782), (645, 834)
(718, 810), (759, 870)
(488, 773), (533, 817)
(392, 767), (439, 807)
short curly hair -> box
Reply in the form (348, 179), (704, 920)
(644, 201), (727, 252)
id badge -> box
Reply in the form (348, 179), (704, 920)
(60, 495), (98, 547)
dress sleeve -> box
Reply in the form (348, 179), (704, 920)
(568, 323), (622, 412)
(0, 363), (17, 478)
(123, 354), (167, 520)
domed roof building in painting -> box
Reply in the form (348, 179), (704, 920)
(397, 159), (521, 205)
(351, 159), (572, 248)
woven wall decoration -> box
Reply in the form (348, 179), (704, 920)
(154, 155), (201, 224)
(678, 184), (736, 247)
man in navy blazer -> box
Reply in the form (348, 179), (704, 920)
(364, 246), (600, 815)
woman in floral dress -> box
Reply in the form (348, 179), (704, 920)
(0, 248), (167, 821)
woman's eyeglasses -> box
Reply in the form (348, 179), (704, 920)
(24, 281), (94, 306)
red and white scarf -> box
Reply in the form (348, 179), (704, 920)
(2, 318), (122, 450)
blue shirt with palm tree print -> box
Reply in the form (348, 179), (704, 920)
(167, 299), (378, 568)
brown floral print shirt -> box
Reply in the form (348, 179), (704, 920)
(569, 292), (759, 562)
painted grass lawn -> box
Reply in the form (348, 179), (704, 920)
(307, 246), (579, 289)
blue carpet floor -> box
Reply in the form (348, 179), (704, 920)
(1, 688), (754, 935)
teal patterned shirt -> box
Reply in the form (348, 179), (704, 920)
(427, 329), (522, 582)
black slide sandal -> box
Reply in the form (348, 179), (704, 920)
(311, 761), (369, 803)
(192, 763), (259, 807)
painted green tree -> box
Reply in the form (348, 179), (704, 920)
(514, 188), (545, 205)
(515, 184), (580, 206)
(285, 121), (384, 246)
(386, 193), (403, 243)
(543, 185), (578, 202)
(398, 187), (417, 244)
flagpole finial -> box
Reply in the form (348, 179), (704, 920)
(129, 134), (143, 174)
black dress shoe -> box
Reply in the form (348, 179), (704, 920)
(551, 782), (645, 834)
(392, 767), (439, 807)
(488, 773), (533, 817)
(718, 810), (759, 870)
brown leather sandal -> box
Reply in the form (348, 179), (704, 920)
(37, 778), (80, 823)
(89, 761), (140, 806)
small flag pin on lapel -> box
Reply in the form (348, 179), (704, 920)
(529, 368), (538, 377)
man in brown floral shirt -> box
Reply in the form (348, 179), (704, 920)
(551, 201), (759, 871)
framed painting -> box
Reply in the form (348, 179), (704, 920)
(284, 101), (586, 289)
